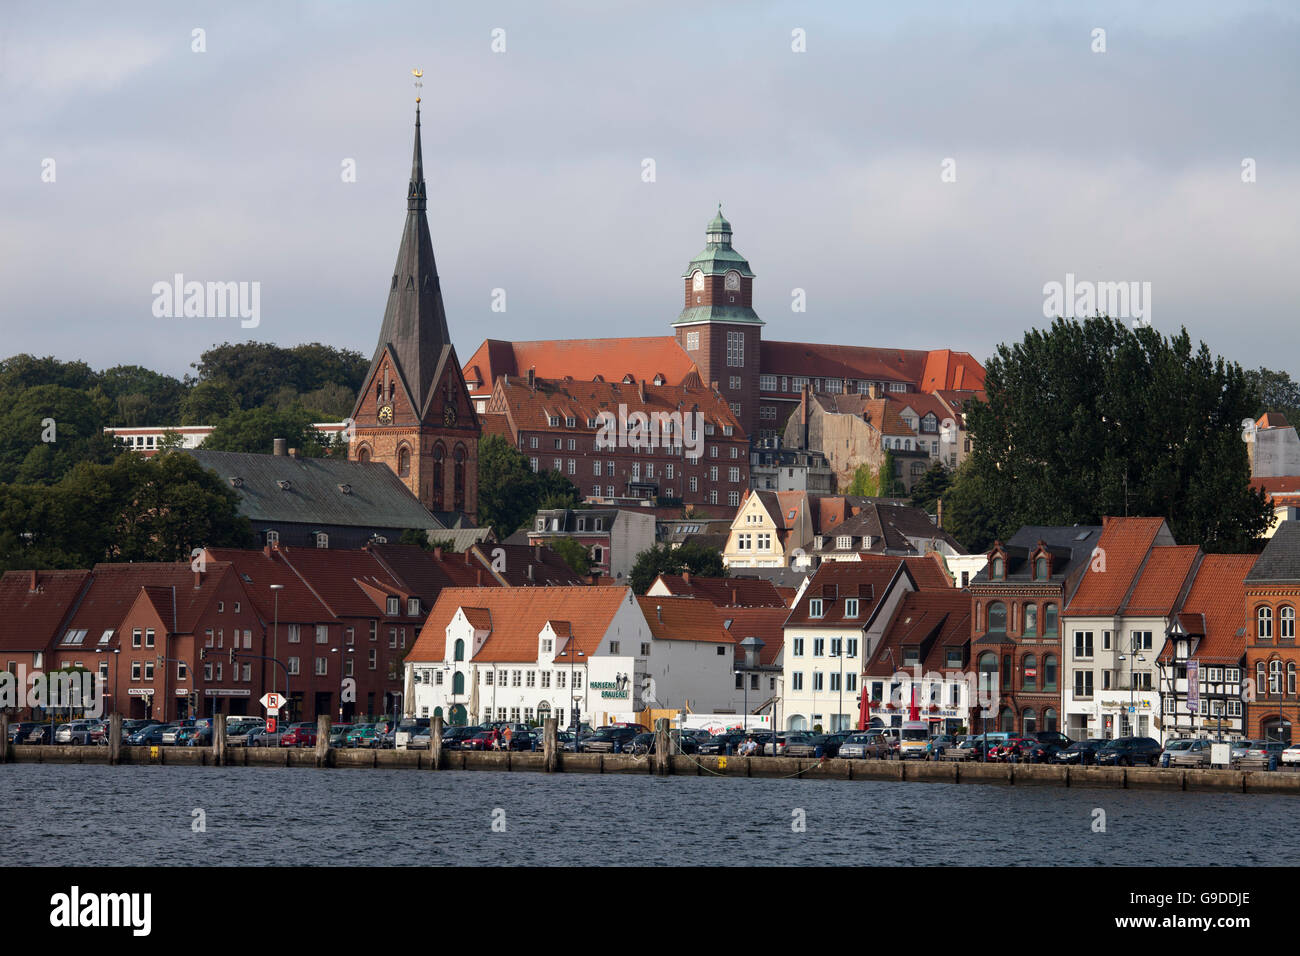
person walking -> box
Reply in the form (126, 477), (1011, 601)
(504, 725), (514, 751)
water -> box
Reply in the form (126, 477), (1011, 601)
(1, 764), (1291, 866)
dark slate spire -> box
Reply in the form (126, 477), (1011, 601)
(360, 101), (451, 418)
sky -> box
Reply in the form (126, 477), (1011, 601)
(1, 0), (1296, 381)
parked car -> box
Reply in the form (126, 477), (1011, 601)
(379, 719), (431, 749)
(948, 737), (990, 760)
(461, 731), (499, 751)
(345, 725), (382, 748)
(1281, 743), (1300, 766)
(986, 736), (1037, 762)
(1239, 740), (1288, 767)
(1164, 738), (1214, 768)
(580, 726), (643, 753)
(280, 723), (318, 747)
(1033, 731), (1073, 750)
(839, 733), (892, 760)
(125, 723), (169, 746)
(439, 726), (482, 750)
(1052, 739), (1109, 765)
(6, 721), (43, 744)
(557, 731), (578, 752)
(1230, 739), (1266, 764)
(698, 732), (746, 756)
(25, 724), (56, 745)
(184, 726), (214, 747)
(784, 734), (828, 758)
(1095, 736), (1163, 767)
(926, 735), (958, 759)
(1020, 739), (1064, 763)
(54, 720), (106, 745)
(120, 719), (160, 740)
(227, 723), (262, 747)
(160, 721), (195, 745)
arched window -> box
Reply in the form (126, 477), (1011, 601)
(315, 532), (328, 549)
(1043, 707), (1058, 732)
(265, 530), (279, 546)
(787, 715), (807, 731)
(1261, 716), (1293, 745)
(978, 652), (997, 698)
(397, 445), (411, 477)
(452, 671), (465, 695)
(1022, 654), (1037, 691)
(431, 443), (445, 510)
(1290, 662), (1297, 697)
(987, 602), (1007, 632)
(1282, 606), (1296, 640)
(453, 445), (467, 512)
(454, 639), (465, 662)
(1023, 709), (1037, 734)
(1044, 603), (1058, 637)
(991, 556), (1004, 579)
(1035, 556), (1048, 580)
(1023, 604), (1038, 637)
(1270, 659), (1282, 695)
(357, 445), (371, 464)
(1043, 655), (1058, 691)
(998, 706), (1014, 732)
(1259, 606), (1274, 639)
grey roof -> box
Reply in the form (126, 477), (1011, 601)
(971, 525), (1102, 585)
(185, 449), (444, 531)
(352, 103), (453, 422)
(820, 502), (966, 554)
(1246, 522), (1300, 582)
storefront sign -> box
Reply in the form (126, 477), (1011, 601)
(204, 689), (251, 697)
(1187, 660), (1200, 714)
(128, 688), (155, 697)
(590, 680), (629, 699)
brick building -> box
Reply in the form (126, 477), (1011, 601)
(1244, 522), (1300, 743)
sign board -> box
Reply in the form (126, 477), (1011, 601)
(1210, 743), (1230, 767)
(128, 688), (155, 697)
(259, 692), (285, 711)
(266, 716), (277, 733)
(395, 731), (410, 751)
(1187, 659), (1200, 714)
(205, 689), (251, 697)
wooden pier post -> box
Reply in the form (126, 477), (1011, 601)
(653, 718), (670, 776)
(315, 714), (331, 767)
(430, 715), (444, 770)
(0, 714), (8, 764)
(543, 717), (558, 772)
(109, 712), (123, 766)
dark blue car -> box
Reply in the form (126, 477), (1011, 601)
(127, 724), (168, 746)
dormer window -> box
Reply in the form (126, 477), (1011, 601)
(315, 532), (329, 549)
(1034, 556), (1048, 580)
(387, 597), (400, 616)
(991, 556), (1005, 580)
(810, 598), (824, 618)
(408, 598), (420, 616)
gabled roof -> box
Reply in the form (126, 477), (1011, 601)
(637, 596), (734, 645)
(820, 502), (965, 554)
(409, 587), (633, 663)
(469, 543), (588, 587)
(270, 547), (412, 619)
(721, 606), (789, 665)
(367, 543), (495, 609)
(786, 559), (912, 627)
(1258, 412), (1291, 429)
(1062, 517), (1170, 615)
(63, 563), (235, 640)
(203, 548), (334, 622)
(0, 570), (92, 651)
(760, 342), (985, 393)
(1252, 477), (1300, 504)
(972, 525), (1103, 586)
(865, 589), (972, 676)
(651, 574), (787, 607)
(185, 449), (444, 531)
(1246, 521), (1300, 583)
(1161, 553), (1257, 663)
(1123, 546), (1201, 617)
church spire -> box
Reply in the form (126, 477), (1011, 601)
(408, 102), (426, 212)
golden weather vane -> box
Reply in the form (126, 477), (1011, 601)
(412, 68), (423, 103)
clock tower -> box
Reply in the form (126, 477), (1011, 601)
(349, 101), (479, 522)
(672, 206), (763, 438)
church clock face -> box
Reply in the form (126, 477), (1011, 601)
(443, 404), (458, 426)
(378, 405), (394, 425)
(725, 271), (740, 291)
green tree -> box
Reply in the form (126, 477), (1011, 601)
(550, 537), (592, 575)
(476, 435), (583, 537)
(1244, 367), (1300, 423)
(201, 406), (331, 457)
(179, 379), (239, 424)
(628, 541), (727, 594)
(877, 450), (904, 497)
(909, 461), (953, 513)
(953, 316), (1271, 553)
(846, 463), (879, 497)
(0, 384), (117, 485)
(942, 459), (1004, 554)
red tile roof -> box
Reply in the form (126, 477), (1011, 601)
(786, 559), (909, 626)
(865, 589), (972, 676)
(0, 570), (91, 651)
(761, 342), (985, 394)
(1164, 554), (1258, 663)
(204, 548), (334, 622)
(1124, 546), (1200, 616)
(269, 547), (412, 619)
(1065, 517), (1168, 616)
(637, 596), (734, 644)
(1258, 412), (1291, 429)
(652, 574), (786, 607)
(1253, 477), (1300, 504)
(720, 606), (789, 665)
(411, 586), (633, 663)
(902, 554), (957, 591)
(68, 563), (238, 638)
(464, 337), (698, 395)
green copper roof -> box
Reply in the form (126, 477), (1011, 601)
(673, 305), (764, 326)
(707, 204), (731, 233)
(681, 246), (755, 278)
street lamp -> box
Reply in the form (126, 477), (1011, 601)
(95, 646), (120, 719)
(269, 584), (285, 707)
(1118, 648), (1147, 737)
(331, 645), (354, 721)
(557, 647), (585, 731)
(738, 637), (764, 736)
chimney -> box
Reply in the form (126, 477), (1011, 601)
(464, 549), (472, 566)
(194, 567), (203, 589)
(476, 568), (483, 586)
(527, 563), (534, 582)
(29, 569), (38, 591)
(639, 379), (646, 403)
(868, 384), (880, 400)
(936, 498), (943, 529)
(434, 547), (443, 561)
(273, 438), (287, 456)
(534, 544), (542, 563)
(731, 587), (738, 606)
(527, 367), (536, 390)
(682, 570), (691, 585)
(288, 448), (299, 459)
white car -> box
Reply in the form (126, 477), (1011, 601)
(1280, 744), (1300, 765)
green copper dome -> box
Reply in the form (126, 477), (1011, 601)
(707, 204), (731, 235)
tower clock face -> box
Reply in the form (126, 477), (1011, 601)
(725, 271), (740, 291)
(378, 405), (394, 424)
(443, 404), (458, 426)
(692, 270), (705, 291)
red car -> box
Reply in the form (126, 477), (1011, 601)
(986, 737), (1036, 762)
(279, 723), (318, 747)
(461, 732), (499, 751)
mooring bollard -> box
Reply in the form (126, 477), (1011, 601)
(315, 714), (331, 767)
(430, 715), (444, 770)
(211, 713), (225, 766)
(543, 717), (558, 773)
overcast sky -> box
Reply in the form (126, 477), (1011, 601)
(1, 0), (1296, 381)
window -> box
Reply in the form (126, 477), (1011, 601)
(1043, 655), (1058, 691)
(1283, 606), (1296, 640)
(1073, 631), (1093, 659)
(316, 624), (328, 643)
(686, 331), (699, 351)
(793, 637), (804, 657)
(1258, 606), (1273, 639)
(1034, 556), (1048, 580)
(1074, 670), (1094, 698)
(1023, 603), (1037, 637)
(844, 598), (859, 618)
(408, 598), (420, 616)
(813, 638), (825, 657)
(987, 602), (1007, 633)
(1044, 603), (1058, 637)
(809, 599), (823, 618)
(1022, 654), (1037, 691)
(288, 657), (301, 675)
(387, 597), (400, 616)
(315, 657), (328, 676)
(726, 330), (744, 367)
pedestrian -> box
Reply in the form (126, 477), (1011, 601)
(504, 725), (513, 751)
(492, 726), (501, 750)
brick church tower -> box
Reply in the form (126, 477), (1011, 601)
(672, 206), (763, 438)
(349, 102), (479, 522)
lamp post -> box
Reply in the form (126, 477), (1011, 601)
(738, 637), (764, 735)
(1119, 643), (1147, 738)
(557, 646), (585, 731)
(95, 646), (120, 720)
(331, 645), (354, 722)
(269, 584), (285, 706)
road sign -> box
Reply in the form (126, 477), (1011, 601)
(266, 716), (277, 733)
(260, 692), (285, 711)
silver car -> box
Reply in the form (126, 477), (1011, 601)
(1164, 738), (1213, 768)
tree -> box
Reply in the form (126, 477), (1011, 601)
(200, 406), (331, 457)
(952, 316), (1271, 553)
(1244, 367), (1300, 423)
(845, 463), (879, 497)
(534, 468), (583, 511)
(179, 380), (239, 424)
(550, 537), (592, 575)
(398, 528), (455, 551)
(941, 459), (1004, 554)
(0, 384), (118, 485)
(877, 450), (904, 497)
(909, 461), (953, 514)
(628, 541), (727, 594)
(476, 435), (584, 537)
